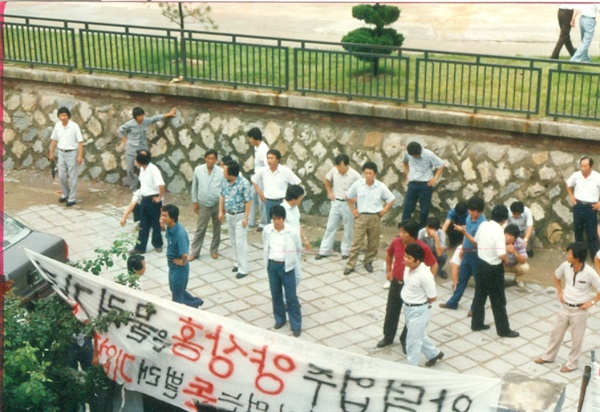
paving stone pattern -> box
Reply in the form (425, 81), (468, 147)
(15, 204), (600, 411)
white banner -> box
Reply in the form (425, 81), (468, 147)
(27, 250), (501, 412)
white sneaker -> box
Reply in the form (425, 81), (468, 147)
(383, 280), (391, 289)
(516, 280), (525, 288)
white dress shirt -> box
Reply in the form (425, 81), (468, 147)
(139, 163), (165, 196)
(474, 220), (506, 265)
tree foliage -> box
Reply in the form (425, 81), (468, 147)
(159, 2), (217, 31)
(2, 237), (151, 411)
(341, 3), (404, 76)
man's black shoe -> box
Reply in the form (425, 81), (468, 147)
(236, 273), (248, 279)
(527, 250), (534, 258)
(425, 351), (444, 367)
(472, 324), (491, 331)
(232, 266), (238, 272)
(58, 197), (67, 203)
(500, 330), (520, 338)
(376, 338), (393, 348)
(438, 269), (448, 279)
(315, 254), (328, 260)
(343, 268), (354, 276)
(341, 255), (349, 259)
(274, 321), (286, 330)
(364, 262), (374, 273)
(66, 201), (76, 207)
(293, 329), (301, 337)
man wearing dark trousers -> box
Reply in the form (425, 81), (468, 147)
(551, 4), (576, 59)
(471, 204), (519, 338)
(401, 142), (444, 228)
(566, 156), (600, 260)
(130, 150), (164, 254)
(377, 219), (437, 352)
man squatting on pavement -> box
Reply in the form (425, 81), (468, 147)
(377, 220), (438, 354)
(189, 149), (224, 261)
(401, 243), (444, 367)
(161, 204), (204, 308)
(219, 160), (253, 279)
(536, 242), (600, 373)
(344, 161), (395, 275)
(48, 107), (84, 207)
(401, 142), (444, 228)
(118, 106), (177, 191)
(315, 154), (361, 260)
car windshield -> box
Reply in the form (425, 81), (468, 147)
(3, 214), (32, 249)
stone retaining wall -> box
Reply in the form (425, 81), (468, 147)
(3, 71), (599, 247)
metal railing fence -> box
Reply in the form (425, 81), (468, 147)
(1, 14), (599, 122)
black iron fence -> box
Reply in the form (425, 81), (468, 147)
(2, 14), (599, 122)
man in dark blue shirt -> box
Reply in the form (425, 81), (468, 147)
(161, 204), (203, 308)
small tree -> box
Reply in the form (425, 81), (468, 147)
(159, 2), (218, 61)
(341, 3), (404, 76)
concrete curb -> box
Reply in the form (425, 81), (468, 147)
(4, 66), (599, 142)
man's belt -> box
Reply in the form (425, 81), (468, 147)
(336, 198), (346, 202)
(576, 200), (595, 206)
(59, 148), (76, 152)
(227, 210), (245, 215)
(266, 198), (283, 202)
(565, 302), (583, 308)
(404, 302), (428, 307)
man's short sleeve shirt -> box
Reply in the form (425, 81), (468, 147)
(446, 208), (467, 225)
(509, 206), (534, 232)
(139, 163), (165, 196)
(464, 214), (486, 251)
(51, 120), (83, 150)
(387, 238), (436, 281)
(166, 222), (189, 260)
(402, 148), (444, 182)
(325, 167), (361, 200)
(506, 237), (527, 267)
(221, 176), (252, 214)
(566, 170), (600, 203)
(555, 261), (600, 304)
(346, 179), (395, 213)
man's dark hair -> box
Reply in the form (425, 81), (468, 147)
(162, 204), (179, 222)
(398, 219), (420, 240)
(226, 161), (240, 177)
(567, 241), (587, 263)
(135, 149), (151, 166)
(405, 242), (425, 263)
(580, 156), (594, 167)
(127, 254), (145, 273)
(221, 155), (233, 164)
(407, 142), (422, 156)
(247, 127), (263, 141)
(504, 224), (520, 239)
(132, 107), (145, 118)
(270, 205), (286, 219)
(362, 161), (378, 174)
(455, 201), (468, 216)
(285, 184), (305, 201)
(57, 107), (71, 118)
(335, 154), (350, 166)
(490, 204), (509, 223)
(426, 216), (441, 231)
(205, 149), (218, 159)
(467, 196), (484, 213)
(510, 201), (525, 214)
(267, 149), (281, 161)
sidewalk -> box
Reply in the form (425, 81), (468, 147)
(12, 201), (599, 411)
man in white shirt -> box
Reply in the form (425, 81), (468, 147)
(471, 205), (519, 338)
(535, 242), (600, 373)
(316, 154), (361, 260)
(247, 127), (269, 230)
(566, 156), (600, 260)
(189, 149), (224, 261)
(48, 107), (84, 207)
(251, 149), (301, 226)
(130, 150), (165, 254)
(401, 243), (444, 367)
(509, 201), (536, 258)
(262, 205), (302, 337)
(417, 216), (448, 278)
(344, 162), (395, 276)
(282, 185), (311, 286)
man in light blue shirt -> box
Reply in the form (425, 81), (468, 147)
(118, 106), (177, 191)
(402, 142), (444, 228)
(189, 149), (224, 261)
(344, 162), (395, 276)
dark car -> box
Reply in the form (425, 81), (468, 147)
(3, 213), (69, 305)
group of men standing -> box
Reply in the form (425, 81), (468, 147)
(49, 105), (600, 370)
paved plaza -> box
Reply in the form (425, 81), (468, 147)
(11, 201), (600, 411)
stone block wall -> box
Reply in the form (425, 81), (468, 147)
(3, 77), (598, 247)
